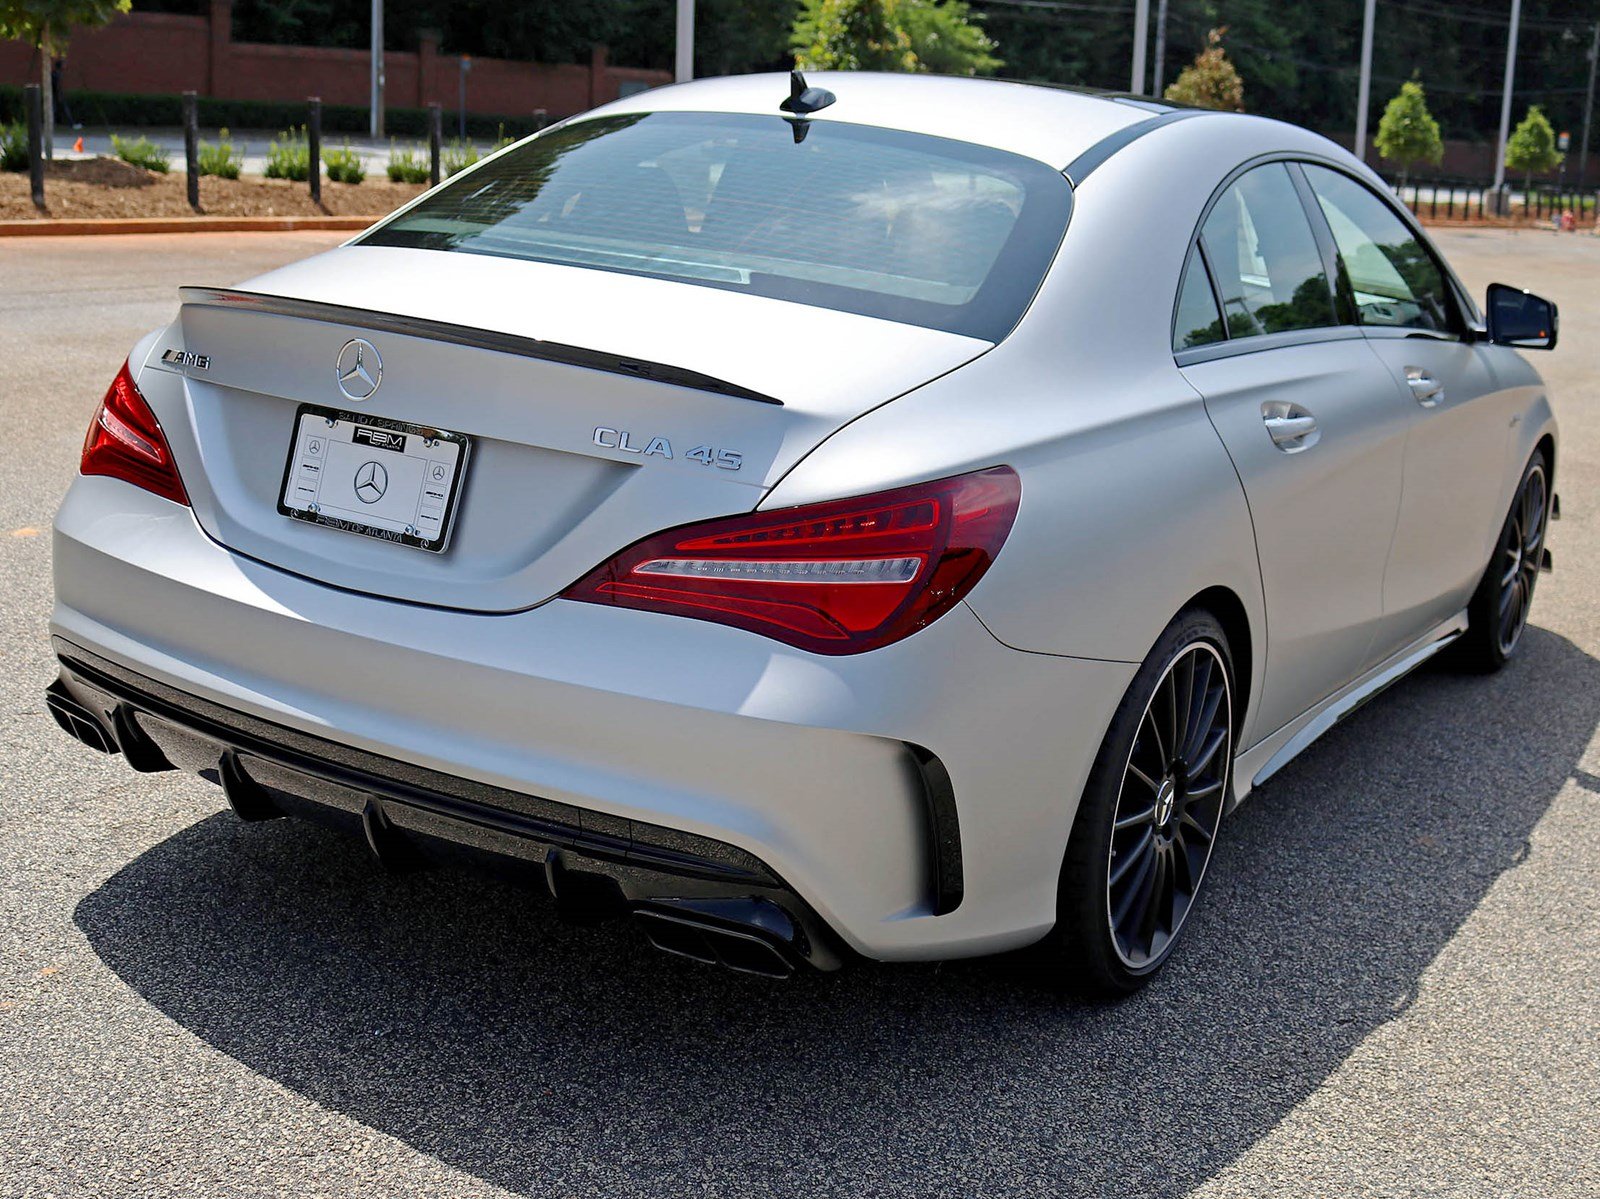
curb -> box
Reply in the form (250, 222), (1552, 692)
(0, 215), (376, 237)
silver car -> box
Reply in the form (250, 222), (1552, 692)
(47, 72), (1559, 994)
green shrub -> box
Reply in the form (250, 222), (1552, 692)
(324, 140), (366, 184)
(196, 127), (242, 179)
(386, 140), (430, 184)
(491, 122), (517, 153)
(110, 133), (172, 174)
(264, 127), (310, 181)
(0, 121), (26, 172)
(443, 138), (479, 177)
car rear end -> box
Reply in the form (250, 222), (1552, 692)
(47, 83), (1130, 971)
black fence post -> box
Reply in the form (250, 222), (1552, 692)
(308, 97), (322, 205)
(183, 90), (200, 211)
(24, 83), (43, 210)
(428, 103), (442, 185)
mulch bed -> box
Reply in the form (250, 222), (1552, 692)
(1, 158), (425, 220)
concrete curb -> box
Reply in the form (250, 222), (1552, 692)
(0, 215), (376, 237)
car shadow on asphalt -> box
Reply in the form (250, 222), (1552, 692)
(74, 626), (1598, 1197)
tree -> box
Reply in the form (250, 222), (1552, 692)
(0, 0), (130, 158)
(1374, 79), (1443, 190)
(1163, 28), (1243, 112)
(793, 0), (919, 73)
(1505, 104), (1563, 197)
(899, 0), (999, 77)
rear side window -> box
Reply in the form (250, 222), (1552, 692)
(360, 112), (1074, 341)
(1301, 164), (1454, 333)
(1199, 164), (1335, 339)
(1173, 245), (1225, 350)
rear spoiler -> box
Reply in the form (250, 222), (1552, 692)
(176, 287), (783, 407)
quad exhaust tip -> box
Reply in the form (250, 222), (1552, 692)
(45, 685), (117, 754)
(635, 908), (797, 979)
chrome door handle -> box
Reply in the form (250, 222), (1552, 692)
(1261, 401), (1320, 452)
(1405, 366), (1445, 406)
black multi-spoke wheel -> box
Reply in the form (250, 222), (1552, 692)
(1046, 608), (1235, 996)
(1106, 641), (1231, 970)
(1458, 451), (1551, 673)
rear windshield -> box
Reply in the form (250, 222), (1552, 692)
(359, 112), (1073, 341)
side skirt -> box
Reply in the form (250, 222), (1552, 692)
(1229, 610), (1469, 808)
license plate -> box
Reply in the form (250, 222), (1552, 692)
(277, 405), (470, 553)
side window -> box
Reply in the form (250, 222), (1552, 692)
(1174, 244), (1225, 350)
(1199, 163), (1336, 339)
(1301, 164), (1453, 333)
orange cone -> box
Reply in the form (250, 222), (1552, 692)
(73, 136), (83, 153)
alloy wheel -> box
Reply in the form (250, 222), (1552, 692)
(1105, 641), (1232, 971)
(1496, 464), (1548, 657)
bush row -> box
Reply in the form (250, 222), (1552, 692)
(0, 85), (547, 140)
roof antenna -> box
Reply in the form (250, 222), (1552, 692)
(780, 70), (836, 117)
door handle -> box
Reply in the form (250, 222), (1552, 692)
(1261, 401), (1320, 452)
(1405, 366), (1445, 407)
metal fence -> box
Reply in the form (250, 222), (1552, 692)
(1382, 174), (1598, 222)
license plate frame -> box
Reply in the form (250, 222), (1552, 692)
(276, 404), (471, 554)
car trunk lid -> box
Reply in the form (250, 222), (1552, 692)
(155, 247), (991, 613)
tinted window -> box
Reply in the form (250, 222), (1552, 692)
(1200, 164), (1335, 339)
(360, 112), (1074, 341)
(1302, 164), (1453, 333)
(1174, 245), (1225, 350)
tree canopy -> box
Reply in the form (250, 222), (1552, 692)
(1163, 27), (1243, 111)
(1374, 79), (1443, 183)
(1505, 104), (1563, 184)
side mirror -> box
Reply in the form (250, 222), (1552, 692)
(1486, 282), (1558, 350)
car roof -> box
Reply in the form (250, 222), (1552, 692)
(584, 71), (1174, 170)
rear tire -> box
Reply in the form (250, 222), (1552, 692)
(1455, 450), (1550, 674)
(1041, 608), (1235, 998)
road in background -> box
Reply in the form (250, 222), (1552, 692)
(1, 230), (1597, 1198)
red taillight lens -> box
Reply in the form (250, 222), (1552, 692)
(562, 466), (1021, 654)
(81, 359), (188, 507)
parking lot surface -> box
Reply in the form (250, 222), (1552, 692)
(1, 229), (1597, 1198)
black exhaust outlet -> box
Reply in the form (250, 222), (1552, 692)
(635, 898), (802, 979)
(44, 682), (116, 754)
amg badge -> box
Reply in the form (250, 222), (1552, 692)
(161, 348), (211, 370)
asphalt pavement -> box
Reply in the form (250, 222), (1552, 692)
(0, 229), (1597, 1198)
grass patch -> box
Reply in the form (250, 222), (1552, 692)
(197, 128), (242, 179)
(264, 127), (310, 182)
(386, 140), (430, 184)
(110, 133), (171, 174)
(324, 140), (365, 184)
(0, 122), (26, 172)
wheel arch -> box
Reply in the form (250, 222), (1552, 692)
(1183, 585), (1253, 733)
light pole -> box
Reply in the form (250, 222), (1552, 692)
(1492, 0), (1523, 211)
(1580, 21), (1599, 189)
(1354, 0), (1377, 162)
(1130, 0), (1150, 94)
(675, 0), (694, 83)
(369, 0), (384, 139)
(1152, 0), (1169, 98)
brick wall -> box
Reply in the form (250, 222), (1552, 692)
(0, 0), (669, 120)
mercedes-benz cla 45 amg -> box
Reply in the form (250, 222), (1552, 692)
(47, 73), (1560, 994)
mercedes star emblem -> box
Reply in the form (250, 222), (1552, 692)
(335, 338), (382, 401)
(354, 460), (389, 504)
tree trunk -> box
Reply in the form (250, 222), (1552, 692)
(39, 33), (54, 161)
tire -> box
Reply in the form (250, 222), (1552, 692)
(1454, 450), (1550, 674)
(1042, 608), (1235, 998)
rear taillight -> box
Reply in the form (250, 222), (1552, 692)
(562, 466), (1020, 654)
(81, 359), (188, 507)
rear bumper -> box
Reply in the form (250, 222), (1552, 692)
(50, 475), (1136, 961)
(49, 643), (841, 974)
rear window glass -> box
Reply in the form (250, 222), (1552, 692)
(359, 112), (1073, 341)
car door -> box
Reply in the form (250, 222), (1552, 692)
(1177, 162), (1411, 742)
(1299, 164), (1514, 654)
